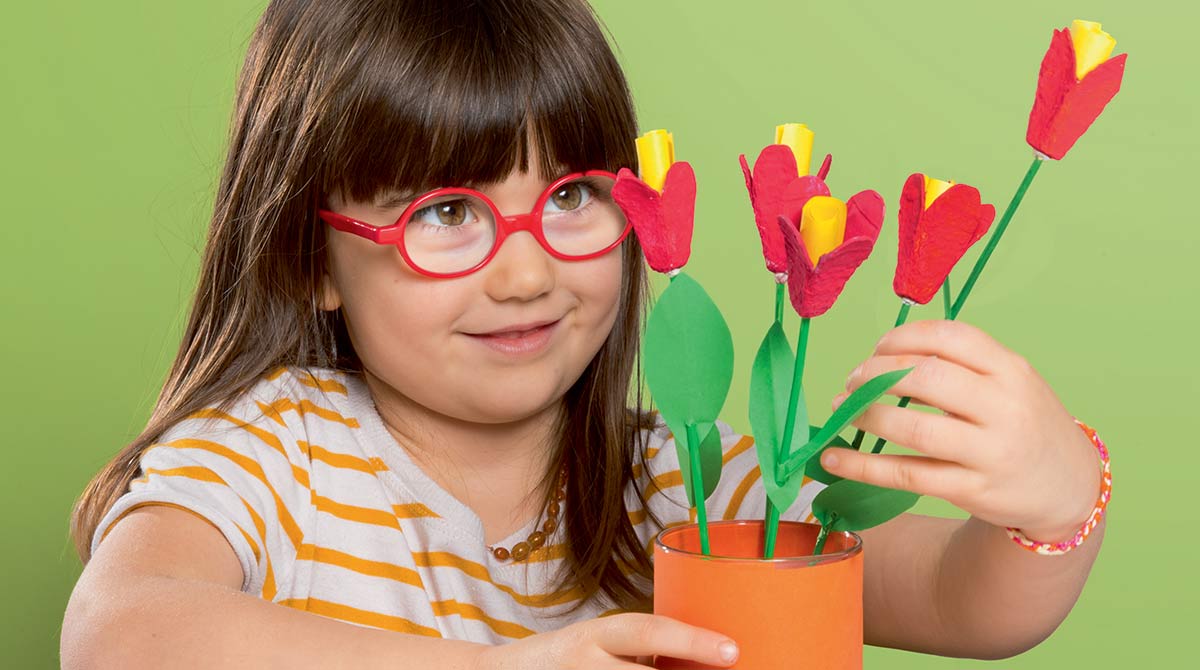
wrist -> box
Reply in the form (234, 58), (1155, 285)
(1006, 419), (1111, 555)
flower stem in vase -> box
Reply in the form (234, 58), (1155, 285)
(851, 301), (913, 451)
(941, 278), (953, 318)
(762, 282), (788, 556)
(949, 154), (1045, 321)
(686, 422), (711, 555)
(813, 523), (831, 556)
(765, 317), (811, 558)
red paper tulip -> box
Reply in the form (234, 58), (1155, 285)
(612, 162), (697, 274)
(740, 144), (833, 274)
(777, 190), (884, 318)
(893, 174), (996, 305)
(1027, 21), (1127, 160)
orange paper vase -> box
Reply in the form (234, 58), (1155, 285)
(654, 520), (863, 669)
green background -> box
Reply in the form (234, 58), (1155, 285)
(1, 0), (1192, 667)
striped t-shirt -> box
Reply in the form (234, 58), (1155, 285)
(92, 366), (825, 643)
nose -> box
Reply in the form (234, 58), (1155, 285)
(481, 230), (556, 302)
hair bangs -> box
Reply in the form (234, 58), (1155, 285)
(318, 0), (637, 207)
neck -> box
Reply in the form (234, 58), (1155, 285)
(361, 369), (561, 542)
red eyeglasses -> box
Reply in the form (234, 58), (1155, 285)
(317, 170), (630, 278)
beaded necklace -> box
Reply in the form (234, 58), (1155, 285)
(487, 466), (568, 562)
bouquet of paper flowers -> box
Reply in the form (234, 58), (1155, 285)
(611, 20), (1126, 670)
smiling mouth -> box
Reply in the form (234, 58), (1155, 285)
(464, 319), (562, 356)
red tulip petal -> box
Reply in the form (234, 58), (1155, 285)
(1028, 29), (1077, 157)
(779, 212), (878, 319)
(894, 182), (992, 304)
(747, 145), (801, 272)
(895, 173), (925, 292)
(612, 168), (681, 274)
(816, 153), (833, 180)
(843, 189), (885, 242)
(1027, 28), (1127, 160)
(658, 161), (697, 271)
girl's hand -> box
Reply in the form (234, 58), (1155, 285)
(825, 320), (1101, 544)
(474, 613), (739, 669)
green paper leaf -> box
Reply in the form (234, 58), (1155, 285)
(749, 322), (808, 512)
(804, 431), (849, 485)
(781, 367), (914, 479)
(644, 273), (735, 425)
(664, 418), (723, 505)
(812, 479), (921, 532)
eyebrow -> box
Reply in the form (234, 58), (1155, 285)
(373, 191), (418, 210)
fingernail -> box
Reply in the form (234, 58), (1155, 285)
(719, 641), (739, 663)
(832, 393), (847, 410)
(846, 364), (862, 389)
(822, 450), (840, 469)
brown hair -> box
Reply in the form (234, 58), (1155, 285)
(71, 0), (658, 611)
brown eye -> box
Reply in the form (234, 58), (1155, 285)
(549, 183), (586, 211)
(435, 201), (468, 226)
(413, 198), (477, 229)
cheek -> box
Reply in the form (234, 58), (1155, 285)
(327, 236), (461, 365)
(571, 252), (625, 334)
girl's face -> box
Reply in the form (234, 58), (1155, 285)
(321, 163), (625, 426)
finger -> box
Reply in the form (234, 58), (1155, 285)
(819, 448), (975, 501)
(848, 402), (986, 466)
(873, 319), (1021, 377)
(596, 614), (738, 667)
(845, 354), (999, 423)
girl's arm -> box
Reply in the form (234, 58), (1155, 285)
(857, 512), (1104, 659)
(62, 505), (738, 669)
(61, 505), (486, 670)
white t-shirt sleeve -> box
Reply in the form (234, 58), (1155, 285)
(91, 389), (313, 597)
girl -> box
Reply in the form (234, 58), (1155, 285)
(61, 0), (1107, 667)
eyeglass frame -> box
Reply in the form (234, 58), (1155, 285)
(316, 169), (631, 279)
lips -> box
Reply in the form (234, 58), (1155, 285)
(468, 319), (560, 338)
(463, 318), (562, 356)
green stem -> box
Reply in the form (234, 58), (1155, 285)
(765, 280), (785, 558)
(774, 282), (785, 324)
(941, 278), (953, 319)
(763, 501), (780, 558)
(949, 155), (1045, 321)
(686, 423), (710, 555)
(765, 317), (811, 555)
(850, 302), (912, 450)
(813, 524), (831, 556)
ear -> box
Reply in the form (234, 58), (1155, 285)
(318, 274), (342, 311)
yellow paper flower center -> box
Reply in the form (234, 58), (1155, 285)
(799, 196), (847, 265)
(923, 176), (955, 210)
(775, 123), (815, 176)
(636, 129), (675, 192)
(1070, 20), (1116, 80)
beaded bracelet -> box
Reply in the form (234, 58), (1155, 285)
(1005, 419), (1111, 556)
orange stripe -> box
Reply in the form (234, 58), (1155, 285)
(301, 441), (383, 474)
(646, 435), (756, 493)
(724, 465), (762, 520)
(526, 542), (567, 563)
(256, 398), (360, 429)
(430, 599), (535, 639)
(279, 598), (440, 637)
(162, 438), (306, 549)
(264, 367), (348, 394)
(628, 506), (648, 525)
(392, 503), (440, 519)
(412, 552), (581, 607)
(296, 544), (425, 590)
(312, 494), (401, 530)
